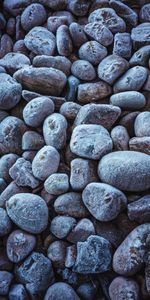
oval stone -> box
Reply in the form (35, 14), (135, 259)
(0, 73), (22, 110)
(110, 91), (146, 110)
(6, 193), (48, 234)
(98, 151), (150, 191)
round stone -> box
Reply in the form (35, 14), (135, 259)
(98, 151), (150, 191)
(44, 282), (80, 300)
(79, 41), (107, 65)
(134, 112), (150, 137)
(6, 193), (48, 234)
(71, 60), (96, 81)
(44, 173), (69, 195)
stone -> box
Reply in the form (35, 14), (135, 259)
(128, 195), (150, 223)
(134, 112), (150, 137)
(6, 230), (36, 263)
(44, 173), (69, 195)
(9, 158), (40, 189)
(88, 8), (126, 33)
(84, 23), (113, 47)
(129, 45), (150, 66)
(6, 193), (48, 234)
(43, 113), (67, 150)
(32, 146), (60, 181)
(0, 52), (30, 74)
(54, 192), (89, 218)
(44, 282), (80, 300)
(131, 23), (150, 48)
(14, 66), (67, 96)
(50, 216), (76, 239)
(47, 241), (67, 267)
(0, 154), (19, 182)
(98, 54), (129, 85)
(74, 103), (121, 129)
(110, 0), (138, 26)
(15, 252), (54, 295)
(113, 224), (150, 275)
(70, 124), (113, 160)
(24, 27), (56, 55)
(79, 41), (107, 65)
(33, 55), (71, 76)
(73, 235), (112, 273)
(109, 276), (140, 300)
(21, 4), (47, 31)
(0, 208), (12, 236)
(56, 25), (73, 57)
(82, 182), (127, 221)
(113, 66), (148, 93)
(0, 271), (13, 295)
(9, 284), (29, 300)
(67, 218), (95, 243)
(71, 60), (96, 81)
(98, 151), (150, 191)
(111, 125), (130, 150)
(129, 137), (150, 154)
(70, 158), (98, 191)
(113, 32), (132, 59)
(0, 73), (22, 110)
(110, 91), (146, 110)
(77, 82), (112, 103)
(22, 131), (44, 150)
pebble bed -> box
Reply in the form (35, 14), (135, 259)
(0, 0), (150, 299)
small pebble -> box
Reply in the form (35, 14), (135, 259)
(50, 216), (76, 239)
(134, 111), (150, 137)
(44, 282), (80, 300)
(0, 271), (13, 296)
(44, 173), (69, 195)
(71, 60), (96, 81)
(109, 276), (140, 300)
(110, 91), (146, 110)
(79, 41), (107, 65)
(111, 125), (130, 150)
(0, 208), (12, 236)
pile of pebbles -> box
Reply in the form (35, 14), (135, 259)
(1, 0), (150, 299)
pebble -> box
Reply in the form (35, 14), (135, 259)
(66, 75), (80, 102)
(70, 124), (113, 160)
(140, 3), (150, 22)
(44, 282), (80, 300)
(70, 158), (98, 191)
(129, 136), (150, 154)
(15, 252), (54, 295)
(50, 216), (76, 239)
(21, 4), (47, 31)
(74, 103), (121, 129)
(119, 111), (139, 137)
(69, 22), (88, 48)
(110, 91), (146, 110)
(9, 157), (40, 188)
(113, 66), (148, 93)
(60, 102), (81, 121)
(9, 284), (29, 300)
(22, 131), (44, 150)
(6, 229), (36, 263)
(0, 208), (12, 236)
(79, 41), (107, 65)
(71, 60), (96, 81)
(113, 224), (150, 275)
(0, 116), (27, 155)
(24, 26), (56, 55)
(14, 66), (67, 96)
(110, 0), (138, 27)
(47, 240), (67, 267)
(0, 271), (13, 296)
(88, 8), (126, 33)
(109, 276), (140, 300)
(44, 173), (69, 195)
(0, 73), (22, 110)
(73, 235), (112, 273)
(67, 0), (90, 16)
(129, 45), (150, 66)
(43, 113), (67, 150)
(23, 96), (54, 127)
(6, 193), (48, 234)
(82, 182), (127, 222)
(98, 151), (150, 191)
(0, 52), (30, 74)
(54, 192), (89, 218)
(98, 54), (129, 85)
(84, 23), (113, 47)
(33, 55), (71, 76)
(0, 182), (30, 208)
(77, 81), (112, 103)
(56, 25), (73, 57)
(127, 195), (150, 223)
(113, 32), (132, 59)
(111, 125), (130, 150)
(0, 153), (19, 182)
(134, 111), (150, 137)
(67, 218), (95, 243)
(32, 146), (60, 181)
(131, 23), (150, 48)
(47, 16), (68, 34)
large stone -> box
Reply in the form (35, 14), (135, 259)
(98, 151), (150, 191)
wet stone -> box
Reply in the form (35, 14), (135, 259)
(73, 235), (112, 273)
